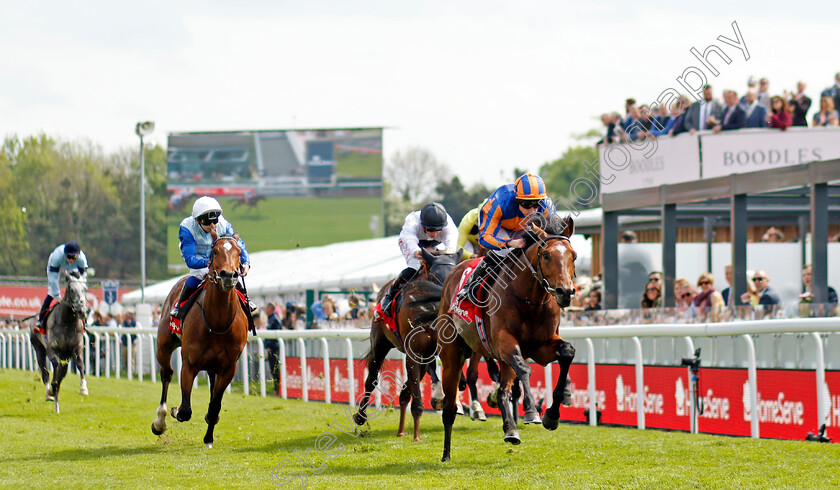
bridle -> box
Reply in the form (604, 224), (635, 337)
(202, 235), (241, 335)
(513, 235), (572, 306)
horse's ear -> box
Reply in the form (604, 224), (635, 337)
(421, 247), (436, 265)
(562, 215), (575, 237)
(530, 224), (549, 241)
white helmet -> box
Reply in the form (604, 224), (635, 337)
(192, 196), (223, 218)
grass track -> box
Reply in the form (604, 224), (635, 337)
(1, 369), (838, 489)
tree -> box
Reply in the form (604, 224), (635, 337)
(435, 176), (491, 225)
(385, 147), (451, 204)
(539, 130), (601, 211)
(0, 149), (30, 274)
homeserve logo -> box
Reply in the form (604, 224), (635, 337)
(675, 378), (730, 419)
(614, 374), (664, 414)
(742, 380), (804, 425)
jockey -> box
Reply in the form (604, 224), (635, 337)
(377, 202), (458, 317)
(169, 196), (255, 319)
(456, 173), (556, 301)
(36, 241), (89, 330)
(457, 206), (481, 260)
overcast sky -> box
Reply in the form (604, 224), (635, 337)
(1, 0), (837, 188)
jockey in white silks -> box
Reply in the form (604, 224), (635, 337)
(36, 241), (89, 329)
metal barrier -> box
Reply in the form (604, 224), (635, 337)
(2, 317), (839, 440)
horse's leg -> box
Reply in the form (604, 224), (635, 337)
(498, 339), (540, 425)
(73, 344), (88, 396)
(466, 353), (486, 421)
(172, 360), (199, 422)
(439, 330), (465, 462)
(30, 335), (50, 392)
(353, 327), (392, 426)
(152, 335), (178, 435)
(410, 358), (429, 442)
(427, 361), (443, 409)
(511, 379), (522, 425)
(203, 368), (235, 448)
(49, 353), (69, 414)
(397, 377), (410, 438)
(542, 338), (576, 431)
(495, 363), (520, 444)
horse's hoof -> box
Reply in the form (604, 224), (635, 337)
(397, 431), (406, 438)
(352, 412), (366, 426)
(542, 412), (560, 431)
(151, 422), (165, 436)
(441, 453), (451, 463)
(205, 443), (213, 449)
(45, 394), (55, 402)
(79, 388), (89, 396)
(504, 430), (521, 445)
(46, 385), (55, 397)
(523, 411), (541, 424)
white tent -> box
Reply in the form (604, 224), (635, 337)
(122, 233), (592, 306)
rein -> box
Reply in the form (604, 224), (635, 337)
(514, 235), (570, 306)
(196, 296), (238, 335)
(206, 236), (240, 286)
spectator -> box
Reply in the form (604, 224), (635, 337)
(654, 103), (670, 131)
(693, 273), (725, 318)
(685, 85), (723, 133)
(600, 113), (617, 145)
(800, 264), (838, 305)
(584, 289), (602, 311)
(742, 90), (768, 128)
(739, 76), (758, 105)
(713, 90), (746, 133)
(787, 81), (811, 127)
(641, 280), (661, 308)
(757, 77), (771, 111)
(650, 95), (688, 137)
(635, 105), (656, 139)
(721, 265), (734, 306)
(623, 104), (643, 141)
(572, 275), (593, 309)
(767, 95), (792, 130)
(761, 226), (785, 242)
(263, 302), (282, 393)
(743, 270), (781, 306)
(812, 95), (840, 127)
(282, 301), (300, 330)
(309, 295), (337, 327)
(120, 310), (137, 372)
(674, 279), (697, 320)
(821, 72), (840, 117)
(345, 294), (363, 320)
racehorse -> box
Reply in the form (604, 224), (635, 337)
(353, 248), (462, 441)
(437, 215), (577, 461)
(151, 232), (250, 448)
(232, 194), (265, 211)
(29, 271), (89, 413)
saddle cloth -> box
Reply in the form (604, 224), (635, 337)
(373, 290), (404, 345)
(448, 257), (485, 324)
(34, 299), (61, 335)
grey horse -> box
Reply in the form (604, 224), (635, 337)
(29, 271), (89, 413)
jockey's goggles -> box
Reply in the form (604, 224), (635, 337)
(516, 199), (543, 209)
(198, 211), (220, 226)
(424, 226), (442, 233)
(66, 254), (78, 260)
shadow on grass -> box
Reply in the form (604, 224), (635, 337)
(5, 444), (167, 463)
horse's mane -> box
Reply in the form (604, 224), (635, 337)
(523, 213), (572, 249)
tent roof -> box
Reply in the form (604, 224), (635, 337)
(122, 233), (592, 306)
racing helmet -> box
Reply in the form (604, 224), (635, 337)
(514, 173), (547, 201)
(420, 202), (448, 229)
(64, 241), (81, 257)
(192, 196), (223, 219)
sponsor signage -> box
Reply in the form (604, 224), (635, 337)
(279, 357), (837, 442)
(599, 133), (701, 194)
(700, 128), (840, 179)
(0, 285), (132, 317)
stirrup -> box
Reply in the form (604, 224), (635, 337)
(169, 305), (180, 318)
(247, 300), (258, 315)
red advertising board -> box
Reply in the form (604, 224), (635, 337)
(0, 285), (134, 317)
(278, 356), (837, 442)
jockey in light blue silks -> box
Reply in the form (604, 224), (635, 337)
(169, 196), (255, 319)
(36, 241), (89, 329)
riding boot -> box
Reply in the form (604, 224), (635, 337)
(169, 284), (197, 320)
(35, 295), (53, 330)
(379, 267), (417, 316)
(235, 282), (258, 315)
(456, 252), (494, 302)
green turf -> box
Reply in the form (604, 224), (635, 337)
(2, 369), (839, 488)
(167, 196), (382, 266)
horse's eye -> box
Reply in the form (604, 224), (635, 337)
(541, 251), (550, 261)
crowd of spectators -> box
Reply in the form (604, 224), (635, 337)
(600, 73), (840, 145)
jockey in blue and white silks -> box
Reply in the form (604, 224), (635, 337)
(37, 241), (88, 328)
(169, 196), (253, 319)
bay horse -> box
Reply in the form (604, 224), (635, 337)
(29, 271), (89, 413)
(152, 232), (250, 448)
(437, 215), (577, 461)
(353, 248), (462, 441)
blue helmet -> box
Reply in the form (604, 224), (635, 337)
(64, 241), (81, 257)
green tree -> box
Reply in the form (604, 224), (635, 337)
(0, 148), (30, 275)
(435, 176), (490, 225)
(539, 130), (601, 211)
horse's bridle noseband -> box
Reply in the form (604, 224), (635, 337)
(207, 236), (240, 286)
